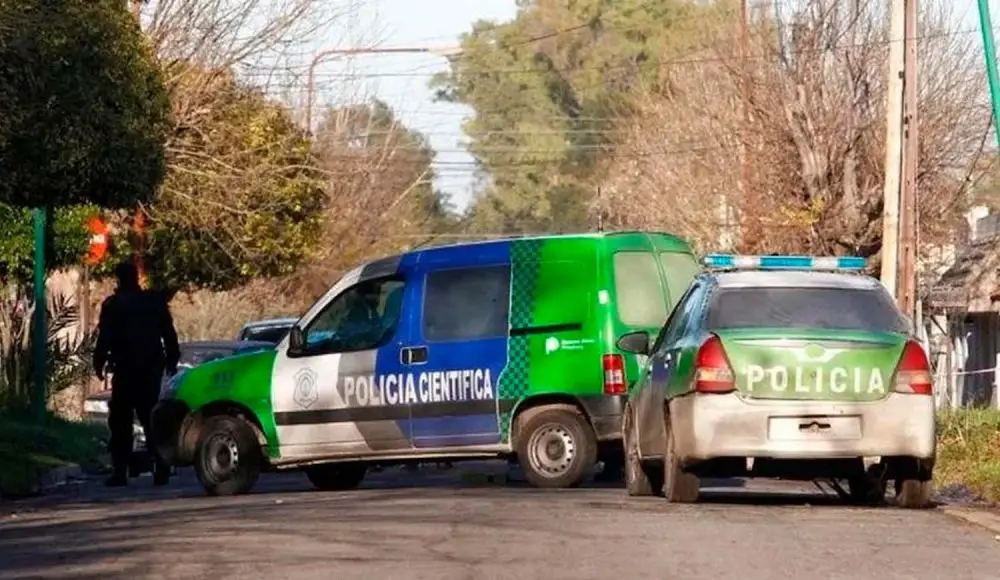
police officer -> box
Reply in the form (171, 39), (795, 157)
(93, 260), (180, 487)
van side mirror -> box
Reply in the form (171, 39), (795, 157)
(617, 331), (650, 355)
(288, 326), (306, 353)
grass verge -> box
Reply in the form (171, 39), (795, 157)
(936, 408), (1000, 503)
(0, 411), (107, 498)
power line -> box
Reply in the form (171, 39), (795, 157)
(245, 27), (995, 82)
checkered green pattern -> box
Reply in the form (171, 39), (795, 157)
(498, 239), (544, 443)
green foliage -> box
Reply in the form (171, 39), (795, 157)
(0, 286), (92, 411)
(936, 408), (1000, 502)
(146, 71), (326, 292)
(0, 0), (170, 209)
(0, 410), (106, 497)
(0, 205), (96, 283)
(432, 0), (724, 233)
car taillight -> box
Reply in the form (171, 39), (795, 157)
(603, 354), (627, 395)
(694, 335), (735, 393)
(894, 340), (933, 395)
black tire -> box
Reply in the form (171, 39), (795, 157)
(304, 462), (367, 491)
(516, 407), (598, 489)
(892, 458), (934, 509)
(847, 463), (887, 506)
(662, 410), (699, 503)
(194, 415), (262, 496)
(623, 404), (663, 497)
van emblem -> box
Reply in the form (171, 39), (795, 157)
(545, 337), (561, 354)
(293, 368), (319, 408)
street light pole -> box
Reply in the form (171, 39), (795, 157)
(305, 45), (462, 131)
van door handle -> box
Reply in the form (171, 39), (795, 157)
(400, 346), (428, 365)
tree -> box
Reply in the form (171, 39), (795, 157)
(129, 0), (365, 291)
(284, 100), (452, 299)
(432, 0), (727, 234)
(0, 206), (96, 284)
(144, 68), (326, 291)
(0, 0), (170, 209)
(596, 0), (989, 266)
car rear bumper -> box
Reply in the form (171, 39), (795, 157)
(669, 392), (936, 464)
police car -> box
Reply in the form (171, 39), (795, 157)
(617, 254), (935, 508)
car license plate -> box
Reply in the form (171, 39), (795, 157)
(767, 416), (862, 441)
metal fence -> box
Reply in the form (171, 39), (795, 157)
(932, 351), (999, 410)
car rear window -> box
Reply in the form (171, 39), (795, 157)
(180, 348), (236, 367)
(243, 326), (291, 343)
(613, 252), (668, 327)
(706, 287), (908, 333)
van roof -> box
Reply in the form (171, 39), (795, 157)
(387, 230), (693, 261)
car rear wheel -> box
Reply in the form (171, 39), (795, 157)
(623, 403), (662, 497)
(847, 463), (887, 506)
(305, 462), (367, 491)
(517, 407), (597, 489)
(194, 415), (262, 496)
(895, 479), (933, 509)
(662, 409), (699, 503)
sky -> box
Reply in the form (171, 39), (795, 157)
(309, 0), (999, 214)
(311, 0), (518, 213)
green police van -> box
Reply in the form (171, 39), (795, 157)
(151, 231), (701, 495)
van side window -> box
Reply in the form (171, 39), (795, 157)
(423, 266), (511, 341)
(613, 252), (668, 327)
(658, 252), (700, 308)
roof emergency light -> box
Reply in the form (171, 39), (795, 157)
(702, 254), (867, 271)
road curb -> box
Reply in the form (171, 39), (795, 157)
(940, 505), (1000, 536)
(38, 463), (83, 492)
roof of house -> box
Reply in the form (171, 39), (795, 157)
(927, 237), (1000, 311)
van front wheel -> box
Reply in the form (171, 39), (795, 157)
(194, 415), (262, 496)
(517, 407), (597, 489)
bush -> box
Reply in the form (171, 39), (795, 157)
(936, 408), (1000, 503)
(0, 283), (92, 410)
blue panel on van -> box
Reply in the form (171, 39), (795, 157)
(407, 240), (510, 449)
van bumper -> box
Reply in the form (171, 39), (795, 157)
(580, 395), (626, 441)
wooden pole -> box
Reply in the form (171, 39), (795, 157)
(898, 0), (919, 318)
(880, 0), (906, 298)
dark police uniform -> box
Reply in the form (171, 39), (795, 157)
(93, 285), (180, 485)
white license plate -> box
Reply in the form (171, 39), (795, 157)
(768, 416), (862, 441)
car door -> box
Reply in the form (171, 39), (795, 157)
(405, 255), (511, 450)
(634, 282), (706, 456)
(270, 266), (417, 460)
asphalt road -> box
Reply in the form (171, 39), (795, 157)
(2, 464), (1000, 580)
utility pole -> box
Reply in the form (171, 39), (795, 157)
(898, 0), (920, 319)
(976, 0), (1000, 150)
(305, 45), (462, 131)
(880, 0), (906, 298)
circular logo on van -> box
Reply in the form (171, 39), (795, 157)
(804, 344), (825, 360)
(293, 368), (319, 409)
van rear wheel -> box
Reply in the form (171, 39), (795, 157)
(517, 407), (597, 489)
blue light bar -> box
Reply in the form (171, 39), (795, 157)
(702, 254), (866, 271)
